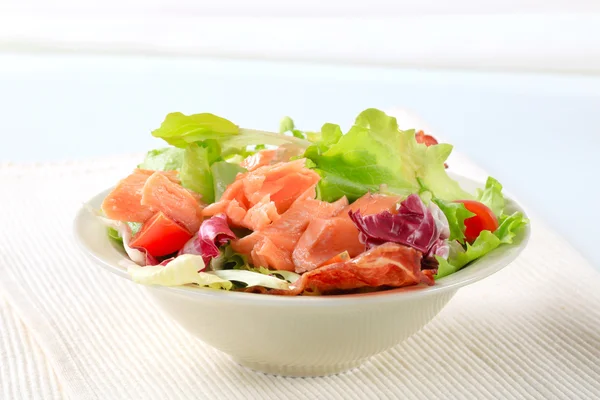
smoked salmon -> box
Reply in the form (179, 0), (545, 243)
(204, 159), (320, 231)
(101, 169), (202, 233)
(271, 243), (433, 296)
(293, 193), (403, 273)
(231, 185), (348, 271)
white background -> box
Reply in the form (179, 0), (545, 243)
(2, 1), (600, 73)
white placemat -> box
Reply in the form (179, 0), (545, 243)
(0, 152), (599, 400)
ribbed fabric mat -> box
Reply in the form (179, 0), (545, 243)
(0, 153), (599, 400)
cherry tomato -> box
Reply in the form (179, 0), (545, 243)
(454, 200), (499, 243)
(415, 130), (439, 146)
(416, 130), (448, 168)
(129, 212), (193, 257)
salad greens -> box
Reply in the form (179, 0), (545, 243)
(104, 108), (528, 293)
(431, 199), (474, 243)
(303, 109), (473, 202)
(125, 254), (295, 290)
(137, 147), (184, 171)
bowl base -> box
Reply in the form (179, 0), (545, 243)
(232, 358), (364, 377)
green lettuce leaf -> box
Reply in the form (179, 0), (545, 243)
(213, 270), (291, 290)
(154, 112), (309, 152)
(107, 227), (123, 243)
(477, 177), (505, 216)
(126, 255), (233, 290)
(435, 212), (528, 278)
(495, 211), (529, 244)
(236, 265), (301, 284)
(180, 142), (219, 203)
(306, 109), (472, 202)
(435, 231), (501, 278)
(211, 245), (249, 271)
(211, 161), (247, 202)
(279, 116), (322, 142)
(432, 198), (474, 243)
(138, 147), (184, 171)
(151, 112), (239, 148)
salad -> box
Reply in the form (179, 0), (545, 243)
(96, 109), (528, 296)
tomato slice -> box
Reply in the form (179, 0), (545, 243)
(129, 212), (193, 257)
(454, 200), (499, 243)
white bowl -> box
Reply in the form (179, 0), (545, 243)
(74, 173), (530, 377)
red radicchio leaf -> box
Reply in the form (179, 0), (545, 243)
(178, 213), (236, 267)
(348, 194), (449, 263)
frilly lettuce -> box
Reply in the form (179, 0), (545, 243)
(305, 109), (472, 202)
(432, 198), (474, 243)
(435, 211), (528, 278)
(477, 177), (505, 216)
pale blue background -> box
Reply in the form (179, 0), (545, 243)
(1, 53), (598, 269)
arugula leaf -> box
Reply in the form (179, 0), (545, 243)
(477, 176), (505, 216)
(432, 198), (474, 243)
(138, 147), (184, 171)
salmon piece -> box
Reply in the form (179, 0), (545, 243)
(240, 145), (306, 172)
(140, 172), (203, 233)
(269, 243), (431, 296)
(240, 149), (277, 171)
(231, 186), (348, 271)
(292, 193), (403, 273)
(344, 193), (402, 215)
(204, 159), (320, 231)
(293, 217), (364, 273)
(101, 169), (181, 223)
(242, 195), (281, 231)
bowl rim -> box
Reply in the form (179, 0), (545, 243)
(73, 172), (530, 307)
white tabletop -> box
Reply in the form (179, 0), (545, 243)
(0, 53), (598, 269)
